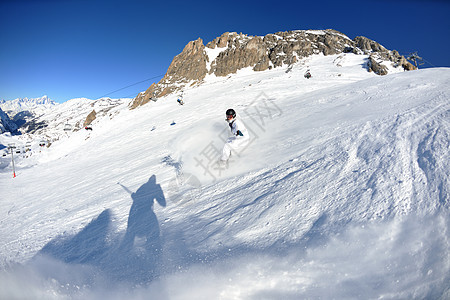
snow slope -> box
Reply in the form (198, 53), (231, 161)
(0, 54), (449, 299)
(0, 107), (18, 134)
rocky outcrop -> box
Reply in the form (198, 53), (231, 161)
(353, 36), (387, 53)
(368, 56), (389, 75)
(84, 109), (97, 127)
(204, 30), (356, 75)
(353, 36), (416, 74)
(131, 38), (207, 109)
(130, 29), (416, 109)
(207, 33), (268, 76)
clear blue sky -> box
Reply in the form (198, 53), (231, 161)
(1, 0), (449, 103)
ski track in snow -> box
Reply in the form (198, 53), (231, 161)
(0, 54), (449, 299)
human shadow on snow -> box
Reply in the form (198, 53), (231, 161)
(115, 175), (166, 283)
(35, 175), (166, 287)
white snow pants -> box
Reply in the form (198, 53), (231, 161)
(220, 136), (249, 161)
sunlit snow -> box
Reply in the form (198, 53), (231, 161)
(1, 53), (449, 299)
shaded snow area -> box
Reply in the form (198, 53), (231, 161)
(0, 54), (449, 299)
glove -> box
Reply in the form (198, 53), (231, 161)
(236, 130), (243, 136)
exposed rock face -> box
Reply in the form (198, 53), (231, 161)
(130, 29), (416, 108)
(353, 36), (415, 74)
(208, 33), (268, 76)
(131, 38), (207, 109)
(354, 36), (387, 53)
(368, 56), (389, 75)
(84, 109), (97, 127)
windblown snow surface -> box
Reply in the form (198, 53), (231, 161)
(0, 54), (449, 299)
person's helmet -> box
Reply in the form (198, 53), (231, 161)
(226, 108), (236, 118)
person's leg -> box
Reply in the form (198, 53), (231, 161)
(221, 142), (232, 161)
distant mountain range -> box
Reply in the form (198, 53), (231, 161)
(0, 95), (56, 115)
(0, 96), (57, 134)
(0, 96), (130, 143)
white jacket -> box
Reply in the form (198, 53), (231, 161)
(228, 119), (249, 140)
(221, 118), (250, 161)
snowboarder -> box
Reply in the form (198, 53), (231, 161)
(219, 108), (249, 165)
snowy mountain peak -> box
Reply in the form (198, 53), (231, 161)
(0, 96), (58, 135)
(19, 96), (131, 138)
(0, 95), (57, 115)
(131, 29), (416, 108)
(0, 95), (56, 106)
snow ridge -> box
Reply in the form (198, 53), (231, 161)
(0, 95), (57, 115)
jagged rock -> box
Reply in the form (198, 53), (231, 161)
(391, 50), (416, 71)
(210, 35), (268, 75)
(131, 38), (208, 109)
(84, 110), (97, 127)
(353, 36), (416, 73)
(400, 57), (416, 71)
(130, 29), (416, 109)
(368, 56), (389, 75)
(206, 32), (231, 48)
(165, 38), (207, 83)
(354, 36), (387, 54)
